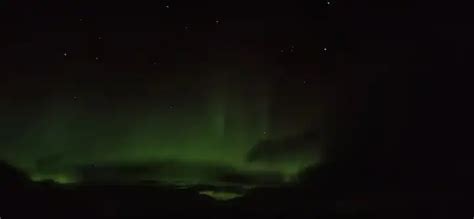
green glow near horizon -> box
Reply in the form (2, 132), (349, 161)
(1, 71), (318, 186)
(30, 173), (77, 184)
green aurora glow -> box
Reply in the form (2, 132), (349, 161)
(1, 69), (320, 185)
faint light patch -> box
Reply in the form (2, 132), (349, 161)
(198, 190), (243, 201)
(31, 173), (76, 184)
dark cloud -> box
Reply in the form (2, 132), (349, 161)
(246, 129), (321, 163)
(217, 171), (283, 186)
(0, 161), (30, 187)
(75, 160), (283, 186)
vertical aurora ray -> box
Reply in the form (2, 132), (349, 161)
(210, 71), (229, 147)
(1, 66), (319, 185)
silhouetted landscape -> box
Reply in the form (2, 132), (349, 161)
(1, 150), (471, 219)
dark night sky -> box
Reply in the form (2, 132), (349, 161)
(0, 0), (470, 185)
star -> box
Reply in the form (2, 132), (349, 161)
(323, 47), (327, 51)
(165, 5), (170, 9)
(303, 80), (307, 84)
(95, 57), (100, 60)
(98, 36), (102, 40)
(216, 19), (220, 24)
(326, 1), (331, 5)
(289, 45), (295, 53)
(73, 96), (78, 100)
(280, 49), (285, 53)
(63, 52), (68, 57)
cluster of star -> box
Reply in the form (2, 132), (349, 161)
(59, 0), (334, 105)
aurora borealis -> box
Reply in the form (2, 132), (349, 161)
(1, 0), (337, 187)
(1, 0), (469, 217)
(0, 57), (322, 185)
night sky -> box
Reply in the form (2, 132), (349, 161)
(0, 0), (468, 186)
